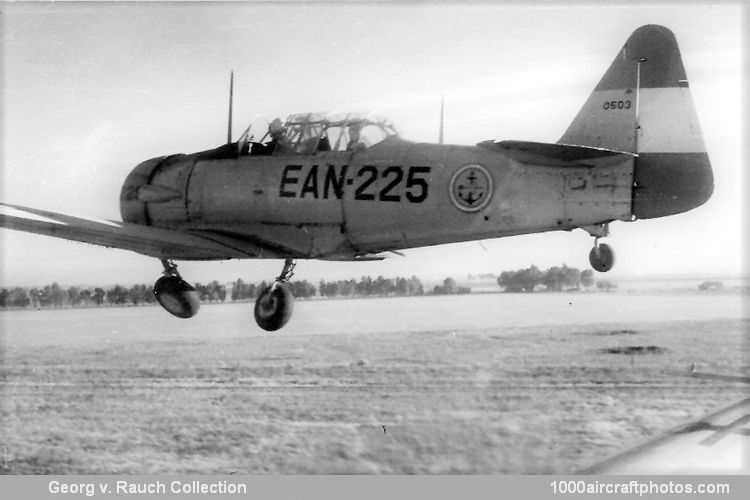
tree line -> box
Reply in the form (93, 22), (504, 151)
(0, 282), (222, 309)
(0, 266), (618, 310)
(232, 275), (430, 300)
(0, 275), (434, 310)
(318, 276), (426, 298)
(497, 265), (616, 292)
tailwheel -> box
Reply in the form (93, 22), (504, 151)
(254, 258), (296, 331)
(589, 240), (615, 273)
(153, 260), (200, 318)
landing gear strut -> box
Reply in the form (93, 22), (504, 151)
(584, 224), (615, 273)
(254, 258), (296, 331)
(153, 260), (200, 318)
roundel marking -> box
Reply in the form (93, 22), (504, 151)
(449, 164), (494, 212)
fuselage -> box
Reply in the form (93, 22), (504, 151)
(120, 137), (639, 260)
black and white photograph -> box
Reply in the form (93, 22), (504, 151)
(0, 0), (746, 482)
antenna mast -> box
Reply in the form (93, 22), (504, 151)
(227, 70), (234, 144)
(439, 94), (445, 145)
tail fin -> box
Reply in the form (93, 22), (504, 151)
(560, 25), (713, 219)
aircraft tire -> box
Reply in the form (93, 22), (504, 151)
(589, 243), (615, 273)
(254, 283), (294, 331)
(153, 275), (200, 318)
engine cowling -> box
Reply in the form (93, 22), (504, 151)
(120, 156), (164, 225)
(120, 155), (192, 226)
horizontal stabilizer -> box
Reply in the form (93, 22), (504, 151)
(478, 140), (634, 167)
(581, 396), (750, 474)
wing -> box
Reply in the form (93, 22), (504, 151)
(581, 378), (750, 474)
(0, 202), (269, 260)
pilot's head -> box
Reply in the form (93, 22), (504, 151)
(269, 118), (285, 136)
(349, 124), (361, 141)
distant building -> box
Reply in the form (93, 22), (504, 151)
(698, 281), (724, 291)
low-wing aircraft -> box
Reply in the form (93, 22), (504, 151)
(0, 25), (713, 331)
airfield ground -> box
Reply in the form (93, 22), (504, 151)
(1, 290), (747, 473)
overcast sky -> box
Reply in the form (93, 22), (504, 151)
(0, 2), (744, 287)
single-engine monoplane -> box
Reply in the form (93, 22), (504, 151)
(0, 25), (713, 331)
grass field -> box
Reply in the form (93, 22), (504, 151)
(1, 291), (748, 474)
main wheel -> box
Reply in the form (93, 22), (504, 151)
(153, 275), (200, 318)
(589, 242), (615, 273)
(254, 283), (294, 331)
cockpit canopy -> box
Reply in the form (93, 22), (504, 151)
(238, 112), (399, 156)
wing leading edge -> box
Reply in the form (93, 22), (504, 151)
(0, 203), (267, 260)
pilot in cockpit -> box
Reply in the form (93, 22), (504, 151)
(267, 118), (291, 154)
(317, 131), (331, 152)
(346, 123), (365, 151)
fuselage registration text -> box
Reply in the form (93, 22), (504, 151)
(280, 164), (431, 203)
